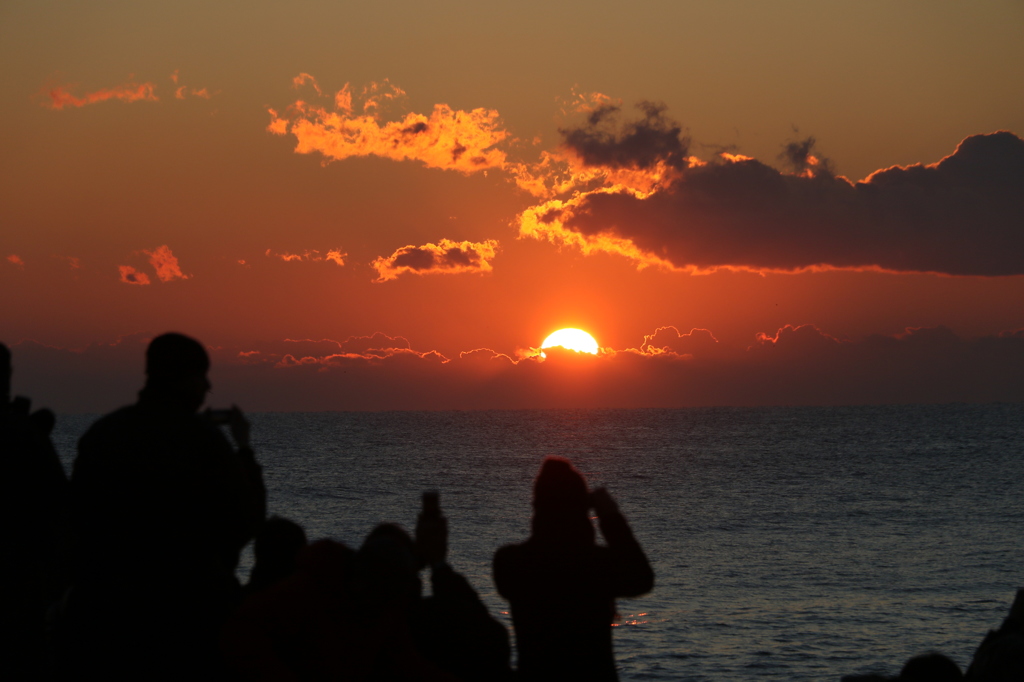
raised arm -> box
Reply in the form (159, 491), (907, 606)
(592, 487), (654, 597)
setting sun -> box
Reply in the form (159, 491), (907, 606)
(541, 328), (599, 355)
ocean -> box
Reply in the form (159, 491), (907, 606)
(52, 404), (1024, 680)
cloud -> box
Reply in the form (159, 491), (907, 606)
(176, 86), (212, 100)
(13, 325), (1024, 411)
(508, 98), (694, 199)
(779, 136), (833, 177)
(118, 265), (150, 285)
(371, 239), (499, 282)
(7, 254), (24, 267)
(44, 80), (158, 110)
(268, 77), (508, 174)
(170, 70), (215, 100)
(561, 101), (690, 172)
(639, 326), (722, 357)
(144, 245), (190, 282)
(292, 72), (323, 96)
(556, 88), (622, 118)
(518, 121), (1024, 276)
(335, 332), (411, 355)
(265, 248), (346, 266)
(357, 79), (406, 113)
(242, 335), (439, 370)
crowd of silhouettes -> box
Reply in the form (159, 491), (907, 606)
(1, 333), (1023, 680)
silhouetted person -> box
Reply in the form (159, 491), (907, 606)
(410, 492), (513, 681)
(493, 457), (654, 681)
(224, 530), (458, 682)
(900, 652), (963, 681)
(59, 333), (265, 680)
(0, 343), (69, 680)
(223, 539), (365, 681)
(244, 516), (308, 596)
(966, 588), (1024, 681)
(352, 523), (461, 681)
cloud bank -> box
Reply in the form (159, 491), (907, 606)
(516, 100), (1024, 276)
(520, 111), (1024, 274)
(11, 325), (1024, 412)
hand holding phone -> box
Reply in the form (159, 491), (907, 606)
(416, 490), (448, 567)
(590, 487), (620, 519)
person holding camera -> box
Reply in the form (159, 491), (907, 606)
(493, 456), (654, 681)
(60, 333), (265, 680)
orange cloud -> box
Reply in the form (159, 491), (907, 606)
(556, 88), (622, 117)
(176, 86), (212, 100)
(44, 80), (158, 110)
(7, 254), (24, 267)
(334, 84), (352, 113)
(144, 245), (190, 282)
(360, 79), (406, 113)
(292, 72), (323, 95)
(518, 195), (676, 270)
(265, 248), (346, 266)
(170, 71), (214, 100)
(371, 239), (499, 282)
(268, 77), (508, 174)
(118, 265), (150, 285)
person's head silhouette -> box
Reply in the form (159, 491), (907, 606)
(899, 652), (962, 681)
(531, 457), (595, 544)
(141, 333), (211, 413)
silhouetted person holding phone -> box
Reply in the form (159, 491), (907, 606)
(60, 333), (265, 680)
(493, 457), (654, 681)
(412, 491), (513, 681)
(0, 343), (68, 680)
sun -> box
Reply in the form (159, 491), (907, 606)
(541, 328), (599, 355)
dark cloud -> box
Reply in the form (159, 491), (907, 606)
(13, 326), (1024, 412)
(372, 239), (499, 281)
(118, 265), (151, 285)
(778, 136), (833, 176)
(560, 101), (690, 171)
(556, 131), (1024, 275)
(640, 327), (723, 357)
(338, 332), (412, 355)
(235, 334), (414, 366)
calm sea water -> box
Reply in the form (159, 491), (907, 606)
(53, 404), (1024, 681)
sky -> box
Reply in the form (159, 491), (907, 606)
(2, 0), (1024, 412)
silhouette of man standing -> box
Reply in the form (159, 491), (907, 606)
(0, 343), (68, 680)
(62, 333), (265, 680)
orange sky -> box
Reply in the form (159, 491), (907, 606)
(2, 1), (1024, 411)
